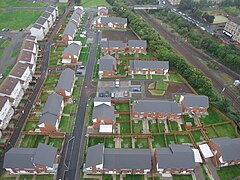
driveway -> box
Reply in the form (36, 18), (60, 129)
(205, 159), (220, 180)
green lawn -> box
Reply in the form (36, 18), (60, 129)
(166, 134), (176, 145)
(132, 121), (143, 134)
(85, 98), (93, 126)
(0, 175), (16, 180)
(28, 113), (41, 119)
(45, 75), (59, 84)
(0, 0), (47, 7)
(24, 121), (38, 131)
(121, 137), (132, 148)
(176, 135), (192, 144)
(20, 135), (46, 148)
(133, 74), (147, 79)
(168, 73), (183, 83)
(148, 121), (159, 133)
(115, 103), (130, 111)
(43, 83), (56, 91)
(0, 65), (13, 84)
(135, 138), (148, 148)
(88, 137), (104, 147)
(139, 51), (156, 59)
(217, 165), (240, 180)
(0, 10), (43, 30)
(116, 114), (130, 122)
(148, 90), (165, 96)
(159, 123), (166, 133)
(102, 174), (113, 180)
(119, 54), (135, 58)
(72, 86), (81, 99)
(40, 92), (51, 100)
(63, 104), (78, 114)
(172, 175), (193, 180)
(214, 123), (237, 138)
(151, 75), (165, 80)
(0, 39), (9, 57)
(49, 59), (58, 66)
(191, 130), (205, 142)
(170, 121), (178, 131)
(124, 175), (144, 180)
(104, 138), (114, 148)
(155, 81), (168, 90)
(81, 0), (110, 8)
(19, 175), (34, 180)
(78, 52), (89, 62)
(183, 115), (195, 127)
(205, 126), (218, 139)
(47, 138), (64, 149)
(59, 116), (75, 133)
(200, 108), (227, 125)
(120, 123), (131, 134)
(153, 135), (166, 148)
(11, 47), (20, 57)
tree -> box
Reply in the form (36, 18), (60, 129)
(218, 98), (230, 113)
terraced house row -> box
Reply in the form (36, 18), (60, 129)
(0, 35), (38, 136)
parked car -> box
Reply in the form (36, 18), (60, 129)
(0, 74), (3, 79)
(124, 90), (128, 97)
(115, 79), (120, 88)
(105, 91), (110, 97)
(132, 87), (141, 92)
(79, 65), (85, 69)
(99, 92), (104, 97)
(111, 92), (115, 98)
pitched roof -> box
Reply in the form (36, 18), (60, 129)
(63, 42), (81, 56)
(3, 143), (57, 169)
(132, 100), (182, 114)
(183, 95), (209, 108)
(0, 96), (9, 111)
(75, 8), (84, 16)
(55, 68), (75, 93)
(32, 24), (43, 30)
(42, 93), (63, 115)
(128, 40), (147, 48)
(41, 11), (52, 19)
(22, 41), (35, 51)
(85, 144), (104, 168)
(104, 148), (151, 170)
(229, 16), (240, 25)
(98, 7), (108, 14)
(62, 21), (77, 37)
(99, 55), (116, 71)
(46, 6), (56, 14)
(101, 17), (127, 24)
(9, 63), (29, 78)
(33, 143), (57, 167)
(130, 60), (169, 70)
(25, 35), (37, 42)
(0, 77), (20, 96)
(109, 41), (126, 48)
(71, 12), (81, 23)
(18, 50), (34, 63)
(156, 144), (195, 169)
(36, 17), (48, 26)
(92, 104), (115, 120)
(94, 97), (111, 103)
(211, 137), (240, 162)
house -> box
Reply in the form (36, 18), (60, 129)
(35, 17), (49, 35)
(92, 104), (115, 132)
(62, 41), (81, 63)
(8, 63), (33, 90)
(41, 11), (54, 27)
(130, 60), (169, 75)
(98, 7), (108, 16)
(17, 51), (36, 74)
(46, 6), (58, 22)
(21, 39), (38, 55)
(4, 143), (58, 174)
(55, 68), (75, 98)
(84, 144), (151, 174)
(0, 96), (14, 130)
(179, 95), (209, 115)
(38, 93), (64, 132)
(100, 41), (126, 55)
(155, 144), (195, 174)
(74, 6), (84, 18)
(0, 77), (24, 108)
(93, 17), (127, 29)
(94, 97), (111, 107)
(98, 55), (117, 78)
(224, 17), (240, 43)
(132, 100), (182, 121)
(71, 12), (81, 27)
(62, 21), (78, 41)
(128, 40), (147, 54)
(208, 137), (240, 167)
(30, 24), (45, 40)
(25, 35), (38, 44)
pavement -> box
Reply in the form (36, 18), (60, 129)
(205, 159), (220, 180)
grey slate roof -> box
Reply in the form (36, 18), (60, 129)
(211, 137), (240, 162)
(75, 8), (84, 16)
(132, 100), (182, 114)
(63, 42), (81, 56)
(62, 21), (77, 37)
(128, 40), (147, 48)
(3, 143), (57, 169)
(104, 148), (151, 169)
(230, 17), (240, 25)
(55, 68), (75, 93)
(36, 17), (48, 26)
(71, 12), (81, 23)
(100, 41), (126, 49)
(33, 143), (57, 167)
(130, 60), (169, 70)
(41, 11), (52, 19)
(85, 144), (104, 168)
(92, 104), (115, 120)
(99, 7), (108, 14)
(99, 55), (116, 71)
(33, 24), (43, 29)
(156, 144), (195, 169)
(101, 17), (127, 24)
(183, 95), (209, 108)
(94, 97), (111, 103)
(46, 6), (56, 14)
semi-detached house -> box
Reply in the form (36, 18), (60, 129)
(93, 17), (127, 29)
(84, 144), (151, 174)
(17, 50), (36, 74)
(0, 77), (24, 108)
(38, 93), (64, 132)
(4, 143), (58, 174)
(128, 40), (147, 54)
(98, 55), (117, 79)
(62, 21), (78, 41)
(130, 60), (169, 75)
(0, 96), (14, 130)
(41, 11), (54, 27)
(100, 40), (126, 55)
(132, 100), (182, 121)
(62, 42), (81, 63)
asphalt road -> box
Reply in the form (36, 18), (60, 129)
(135, 9), (240, 109)
(0, 2), (74, 175)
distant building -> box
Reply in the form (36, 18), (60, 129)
(168, 0), (223, 5)
(93, 17), (127, 29)
(98, 7), (108, 16)
(0, 97), (14, 130)
(4, 143), (58, 174)
(224, 17), (240, 43)
(98, 55), (117, 79)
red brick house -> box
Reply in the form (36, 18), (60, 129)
(100, 40), (126, 55)
(132, 100), (182, 121)
(62, 42), (81, 63)
(208, 137), (240, 167)
(98, 55), (117, 79)
(93, 17), (127, 29)
(128, 40), (147, 54)
(179, 95), (209, 115)
(130, 60), (169, 75)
